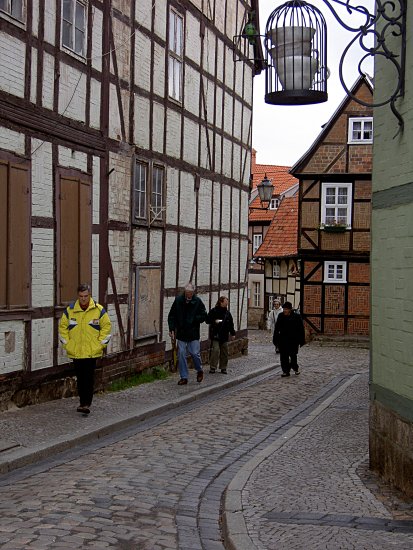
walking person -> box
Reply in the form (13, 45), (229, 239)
(273, 301), (305, 377)
(206, 296), (236, 374)
(267, 298), (283, 353)
(168, 283), (207, 385)
(59, 283), (112, 415)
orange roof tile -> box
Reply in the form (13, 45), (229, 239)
(249, 195), (277, 223)
(252, 164), (298, 195)
(255, 195), (298, 258)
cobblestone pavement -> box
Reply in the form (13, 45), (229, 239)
(0, 332), (412, 549)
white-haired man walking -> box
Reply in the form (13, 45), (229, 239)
(168, 283), (207, 385)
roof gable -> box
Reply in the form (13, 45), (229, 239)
(254, 195), (298, 258)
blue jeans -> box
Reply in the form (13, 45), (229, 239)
(177, 339), (202, 379)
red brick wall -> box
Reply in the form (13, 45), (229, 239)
(304, 285), (322, 313)
(348, 286), (370, 315)
(324, 318), (345, 334)
(325, 285), (345, 314)
(348, 263), (370, 283)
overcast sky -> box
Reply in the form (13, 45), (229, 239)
(252, 0), (375, 166)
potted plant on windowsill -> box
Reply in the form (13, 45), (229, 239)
(319, 220), (349, 233)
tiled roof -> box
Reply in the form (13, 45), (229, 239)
(249, 195), (277, 222)
(254, 195), (298, 258)
(252, 164), (298, 194)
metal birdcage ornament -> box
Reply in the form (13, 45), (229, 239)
(264, 1), (328, 105)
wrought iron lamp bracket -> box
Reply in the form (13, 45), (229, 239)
(321, 0), (406, 134)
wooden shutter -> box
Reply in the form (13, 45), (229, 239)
(8, 165), (30, 307)
(0, 162), (7, 307)
(59, 176), (91, 303)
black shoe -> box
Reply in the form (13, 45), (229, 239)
(281, 373), (290, 377)
(77, 406), (90, 414)
(197, 370), (204, 383)
(209, 368), (216, 373)
(293, 369), (300, 375)
(220, 369), (227, 374)
(178, 378), (188, 385)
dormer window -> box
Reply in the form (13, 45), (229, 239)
(269, 197), (280, 210)
(348, 117), (373, 144)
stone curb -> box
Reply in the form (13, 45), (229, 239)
(0, 363), (277, 476)
(222, 373), (360, 550)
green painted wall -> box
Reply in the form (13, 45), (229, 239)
(371, 1), (413, 409)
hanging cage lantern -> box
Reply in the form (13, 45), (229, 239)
(264, 1), (328, 105)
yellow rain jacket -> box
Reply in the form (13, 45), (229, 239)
(59, 298), (112, 359)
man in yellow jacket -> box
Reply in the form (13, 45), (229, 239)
(59, 283), (112, 415)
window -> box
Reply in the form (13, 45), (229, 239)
(58, 174), (92, 303)
(253, 234), (262, 253)
(62, 0), (86, 57)
(253, 282), (261, 307)
(324, 261), (347, 283)
(0, 159), (30, 308)
(321, 182), (352, 227)
(0, 0), (23, 20)
(348, 117), (373, 144)
(273, 260), (280, 278)
(168, 9), (184, 102)
(269, 197), (280, 210)
(133, 160), (165, 224)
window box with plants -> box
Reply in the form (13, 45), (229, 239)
(319, 221), (349, 233)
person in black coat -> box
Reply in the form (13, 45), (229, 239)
(206, 296), (236, 374)
(273, 301), (305, 377)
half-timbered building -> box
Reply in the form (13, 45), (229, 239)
(292, 75), (373, 337)
(0, 0), (261, 407)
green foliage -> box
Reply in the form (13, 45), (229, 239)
(107, 367), (169, 392)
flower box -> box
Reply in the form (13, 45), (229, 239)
(321, 224), (348, 233)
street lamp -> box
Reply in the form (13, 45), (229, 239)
(256, 174), (274, 208)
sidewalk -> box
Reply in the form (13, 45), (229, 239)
(0, 331), (276, 475)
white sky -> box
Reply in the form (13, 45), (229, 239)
(252, 0), (375, 166)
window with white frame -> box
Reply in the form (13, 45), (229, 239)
(321, 182), (352, 227)
(273, 260), (280, 278)
(0, 0), (23, 20)
(133, 160), (165, 224)
(253, 234), (262, 253)
(324, 261), (347, 283)
(348, 117), (373, 144)
(168, 9), (183, 102)
(269, 197), (280, 210)
(62, 0), (86, 57)
(253, 281), (261, 307)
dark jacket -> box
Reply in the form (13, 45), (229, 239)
(168, 294), (207, 342)
(206, 306), (236, 344)
(272, 311), (305, 350)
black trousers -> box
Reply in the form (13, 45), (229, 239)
(279, 345), (299, 374)
(74, 358), (96, 406)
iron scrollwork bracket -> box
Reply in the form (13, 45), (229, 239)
(321, 0), (406, 135)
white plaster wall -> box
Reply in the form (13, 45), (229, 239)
(42, 52), (55, 110)
(0, 127), (25, 155)
(92, 156), (100, 224)
(111, 18), (130, 82)
(30, 48), (37, 103)
(135, 31), (152, 92)
(198, 178), (213, 230)
(58, 64), (86, 122)
(31, 318), (54, 371)
(216, 40), (224, 83)
(91, 6), (103, 72)
(223, 94), (234, 136)
(214, 2), (225, 35)
(134, 94), (150, 150)
(59, 146), (88, 172)
(233, 99), (242, 141)
(149, 229), (163, 263)
(90, 78), (101, 129)
(0, 32), (25, 98)
(211, 236), (220, 286)
(133, 228), (148, 264)
(153, 42), (166, 98)
(107, 303), (128, 354)
(108, 152), (132, 222)
(212, 181), (221, 230)
(153, 1), (167, 41)
(166, 167), (179, 226)
(152, 102), (165, 154)
(225, 45), (235, 88)
(221, 237), (230, 284)
(109, 231), (130, 294)
(185, 11), (201, 65)
(32, 228), (54, 307)
(32, 139), (53, 217)
(178, 233), (196, 286)
(183, 117), (199, 166)
(197, 235), (211, 287)
(108, 86), (129, 141)
(164, 231), (178, 288)
(166, 109), (181, 159)
(203, 28), (216, 76)
(32, 0), (39, 37)
(184, 65), (200, 116)
(0, 321), (25, 374)
(214, 137), (222, 174)
(222, 138), (233, 179)
(231, 239), (240, 282)
(215, 86), (223, 129)
(232, 143), (241, 183)
(231, 187), (241, 233)
(221, 185), (231, 232)
(179, 172), (196, 228)
(44, 0), (56, 46)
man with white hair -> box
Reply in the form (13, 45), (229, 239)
(168, 283), (207, 385)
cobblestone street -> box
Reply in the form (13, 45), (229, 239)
(0, 333), (412, 549)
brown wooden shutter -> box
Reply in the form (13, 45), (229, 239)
(59, 176), (92, 303)
(8, 164), (30, 307)
(0, 162), (7, 307)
